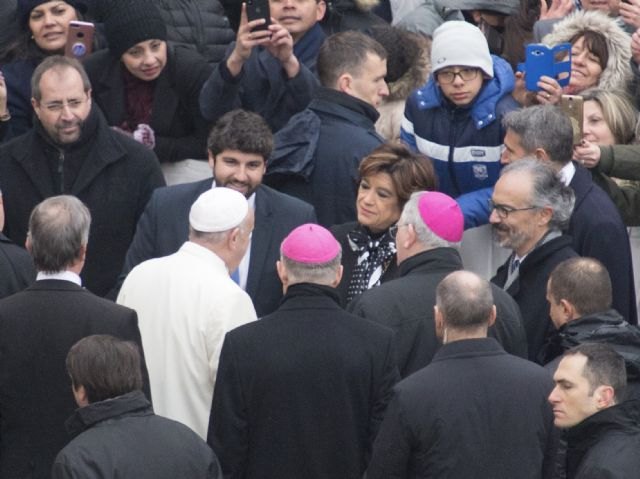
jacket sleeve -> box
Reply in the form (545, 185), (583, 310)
(199, 47), (244, 123)
(456, 187), (492, 229)
(591, 170), (640, 226)
(400, 99), (418, 151)
(207, 335), (249, 478)
(599, 144), (640, 180)
(365, 392), (412, 479)
(369, 334), (400, 446)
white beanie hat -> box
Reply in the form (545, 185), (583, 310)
(189, 187), (249, 232)
(430, 21), (493, 78)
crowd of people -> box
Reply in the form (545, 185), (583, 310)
(3, 0), (640, 477)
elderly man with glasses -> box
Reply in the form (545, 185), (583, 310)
(490, 158), (578, 362)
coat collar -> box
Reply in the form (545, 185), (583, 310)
(275, 282), (342, 311)
(432, 337), (505, 363)
(398, 247), (463, 277)
(245, 185), (274, 297)
(569, 161), (595, 212)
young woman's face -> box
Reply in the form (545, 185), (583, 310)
(29, 1), (78, 53)
(583, 100), (616, 146)
(569, 36), (604, 93)
(121, 40), (168, 81)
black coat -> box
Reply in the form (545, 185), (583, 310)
(542, 309), (640, 399)
(208, 283), (399, 479)
(0, 233), (35, 299)
(367, 338), (557, 479)
(349, 248), (528, 378)
(120, 180), (316, 316)
(52, 391), (220, 478)
(83, 44), (213, 164)
(267, 88), (384, 227)
(493, 234), (578, 362)
(0, 106), (165, 296)
(330, 221), (400, 306)
(565, 399), (640, 479)
(0, 280), (150, 479)
(568, 164), (637, 324)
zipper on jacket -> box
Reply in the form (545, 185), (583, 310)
(447, 108), (462, 197)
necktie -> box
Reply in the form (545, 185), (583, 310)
(510, 258), (520, 275)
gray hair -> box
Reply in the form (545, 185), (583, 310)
(436, 271), (494, 330)
(31, 55), (92, 102)
(280, 250), (343, 286)
(28, 195), (91, 273)
(503, 105), (573, 166)
(399, 191), (460, 249)
(501, 159), (575, 231)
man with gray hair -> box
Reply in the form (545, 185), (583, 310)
(491, 158), (578, 362)
(501, 104), (636, 324)
(0, 195), (148, 479)
(208, 223), (398, 478)
(118, 187), (257, 440)
(348, 190), (527, 377)
(367, 270), (557, 478)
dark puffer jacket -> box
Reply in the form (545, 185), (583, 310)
(157, 0), (235, 65)
(52, 391), (221, 478)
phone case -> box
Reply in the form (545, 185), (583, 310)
(64, 21), (95, 60)
(560, 95), (584, 145)
(522, 43), (572, 92)
(246, 0), (271, 31)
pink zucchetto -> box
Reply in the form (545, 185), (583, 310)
(418, 191), (464, 242)
(281, 224), (341, 264)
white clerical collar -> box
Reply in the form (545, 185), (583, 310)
(558, 161), (576, 186)
(36, 270), (82, 286)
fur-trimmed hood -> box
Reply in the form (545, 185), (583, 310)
(543, 10), (632, 93)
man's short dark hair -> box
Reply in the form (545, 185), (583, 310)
(436, 271), (494, 330)
(316, 31), (387, 88)
(207, 109), (273, 159)
(28, 195), (91, 273)
(502, 105), (573, 166)
(66, 335), (143, 404)
(31, 55), (92, 102)
(549, 258), (613, 317)
(565, 343), (627, 403)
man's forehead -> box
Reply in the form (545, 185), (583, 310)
(38, 68), (86, 98)
(494, 171), (532, 202)
(554, 354), (588, 382)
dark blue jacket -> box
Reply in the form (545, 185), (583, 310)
(198, 23), (324, 132)
(267, 88), (384, 227)
(401, 55), (518, 227)
(1, 57), (38, 141)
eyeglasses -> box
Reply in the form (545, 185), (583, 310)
(488, 199), (539, 219)
(436, 68), (480, 84)
(389, 223), (410, 239)
(40, 97), (87, 113)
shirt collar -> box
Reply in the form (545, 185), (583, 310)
(558, 161), (576, 186)
(36, 270), (82, 286)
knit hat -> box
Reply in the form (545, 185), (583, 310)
(18, 0), (87, 27)
(430, 21), (493, 78)
(189, 188), (249, 233)
(440, 0), (519, 15)
(418, 192), (464, 243)
(103, 0), (167, 59)
(281, 224), (341, 264)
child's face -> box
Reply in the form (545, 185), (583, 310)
(436, 66), (484, 107)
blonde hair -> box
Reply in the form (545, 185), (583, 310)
(580, 88), (639, 144)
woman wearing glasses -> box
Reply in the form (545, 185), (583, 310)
(330, 143), (436, 306)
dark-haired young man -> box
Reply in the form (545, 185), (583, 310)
(52, 335), (221, 478)
(121, 109), (315, 316)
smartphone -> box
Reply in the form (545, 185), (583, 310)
(560, 95), (584, 146)
(64, 21), (95, 60)
(246, 0), (271, 31)
(521, 43), (572, 92)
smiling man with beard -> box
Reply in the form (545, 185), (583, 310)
(490, 159), (577, 362)
(120, 109), (316, 316)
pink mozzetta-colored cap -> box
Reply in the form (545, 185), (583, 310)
(418, 191), (464, 242)
(281, 223), (341, 264)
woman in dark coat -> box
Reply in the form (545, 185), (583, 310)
(82, 0), (212, 165)
(330, 142), (436, 306)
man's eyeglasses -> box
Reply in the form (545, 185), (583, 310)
(488, 199), (539, 219)
(389, 223), (410, 239)
(436, 68), (479, 84)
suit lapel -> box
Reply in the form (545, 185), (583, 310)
(246, 186), (273, 297)
(14, 134), (56, 199)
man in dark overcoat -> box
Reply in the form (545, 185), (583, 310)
(208, 223), (399, 478)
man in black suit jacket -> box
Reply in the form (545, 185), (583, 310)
(208, 224), (398, 478)
(120, 110), (316, 316)
(0, 196), (148, 479)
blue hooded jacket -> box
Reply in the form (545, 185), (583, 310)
(401, 55), (519, 228)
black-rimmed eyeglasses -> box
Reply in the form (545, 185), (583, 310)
(488, 199), (539, 219)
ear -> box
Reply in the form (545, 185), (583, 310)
(315, 0), (326, 21)
(78, 244), (87, 263)
(434, 305), (445, 340)
(534, 148), (550, 162)
(86, 89), (92, 107)
(559, 299), (576, 321)
(25, 233), (32, 253)
(487, 305), (497, 327)
(336, 73), (353, 95)
(471, 10), (482, 23)
(31, 97), (41, 119)
(400, 223), (418, 251)
(276, 259), (289, 288)
(330, 264), (343, 288)
(537, 205), (553, 226)
(594, 385), (616, 409)
(72, 383), (89, 407)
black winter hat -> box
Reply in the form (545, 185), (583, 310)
(103, 0), (167, 58)
(18, 0), (87, 27)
